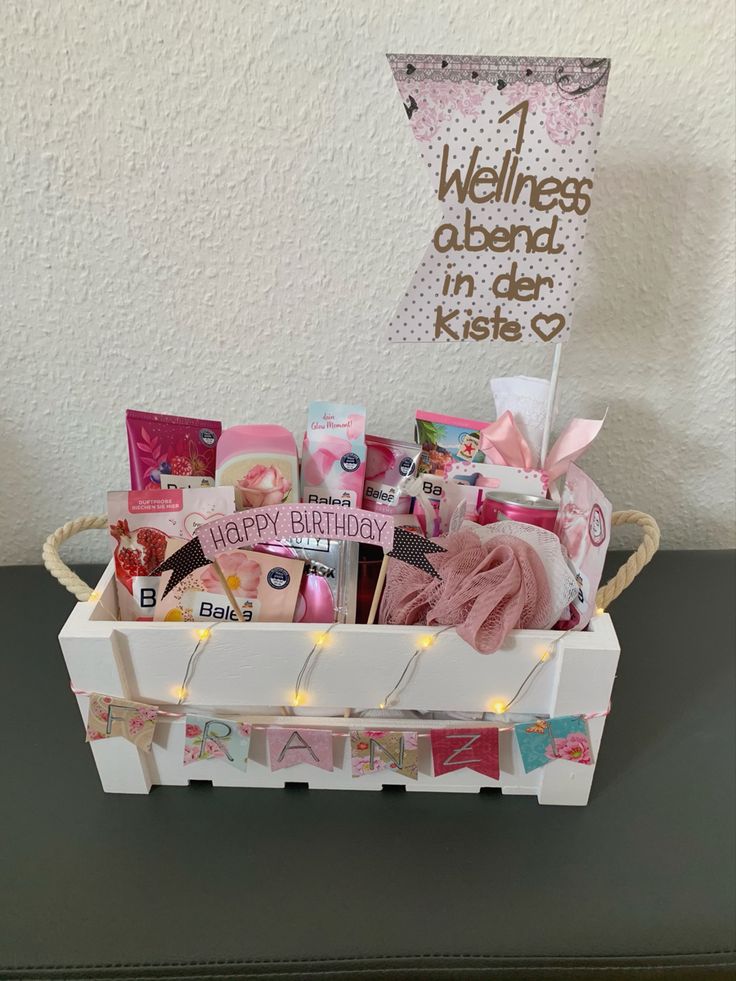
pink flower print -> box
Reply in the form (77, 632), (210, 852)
(86, 728), (104, 741)
(235, 464), (292, 509)
(128, 716), (144, 736)
(185, 723), (202, 738)
(203, 739), (226, 759)
(542, 94), (583, 145)
(545, 733), (592, 764)
(200, 551), (261, 598)
(366, 443), (396, 482)
(503, 80), (547, 111)
(236, 723), (251, 738)
(183, 743), (201, 765)
(138, 707), (158, 722)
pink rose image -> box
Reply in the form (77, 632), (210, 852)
(203, 739), (226, 759)
(545, 733), (592, 764)
(86, 728), (104, 741)
(236, 464), (291, 508)
(200, 551), (261, 598)
(366, 443), (395, 482)
(183, 743), (201, 765)
(185, 723), (202, 738)
(302, 435), (351, 484)
(236, 723), (251, 738)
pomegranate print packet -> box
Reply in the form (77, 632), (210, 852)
(107, 487), (235, 620)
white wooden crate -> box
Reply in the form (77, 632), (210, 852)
(58, 560), (621, 806)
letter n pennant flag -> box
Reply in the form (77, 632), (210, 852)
(386, 54), (610, 344)
(351, 730), (418, 780)
(86, 693), (158, 751)
(431, 728), (499, 779)
(267, 727), (334, 772)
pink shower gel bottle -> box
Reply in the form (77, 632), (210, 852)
(300, 402), (366, 507)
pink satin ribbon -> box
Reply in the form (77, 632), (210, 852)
(479, 411), (604, 484)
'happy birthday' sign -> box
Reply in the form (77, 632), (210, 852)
(198, 503), (394, 559)
(387, 54), (610, 343)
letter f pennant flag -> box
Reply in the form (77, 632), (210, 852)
(431, 728), (500, 779)
(151, 537), (209, 599)
(386, 54), (609, 343)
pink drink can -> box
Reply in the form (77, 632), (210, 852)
(480, 492), (559, 532)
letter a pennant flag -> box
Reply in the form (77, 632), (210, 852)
(431, 728), (499, 779)
(386, 54), (610, 343)
(267, 727), (334, 772)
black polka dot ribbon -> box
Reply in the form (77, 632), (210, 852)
(388, 527), (446, 580)
(152, 537), (209, 598)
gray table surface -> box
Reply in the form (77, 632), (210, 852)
(1, 552), (735, 981)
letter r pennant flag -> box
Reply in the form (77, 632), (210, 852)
(386, 54), (610, 343)
(431, 728), (500, 778)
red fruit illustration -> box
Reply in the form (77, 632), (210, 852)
(170, 456), (194, 476)
(110, 520), (167, 590)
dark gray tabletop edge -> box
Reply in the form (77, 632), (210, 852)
(2, 552), (735, 980)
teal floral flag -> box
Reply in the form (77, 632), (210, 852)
(183, 715), (251, 772)
(514, 715), (593, 773)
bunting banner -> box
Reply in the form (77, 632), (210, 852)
(430, 727), (499, 779)
(82, 695), (596, 782)
(86, 693), (158, 751)
(267, 727), (334, 772)
(514, 714), (592, 772)
(183, 715), (251, 772)
(350, 729), (418, 780)
(386, 54), (610, 343)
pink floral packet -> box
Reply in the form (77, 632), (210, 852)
(107, 487), (235, 621)
(554, 463), (612, 630)
(154, 545), (304, 623)
(126, 410), (222, 490)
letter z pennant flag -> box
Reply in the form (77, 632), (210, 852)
(386, 54), (610, 344)
(431, 727), (500, 778)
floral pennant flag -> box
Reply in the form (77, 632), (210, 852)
(267, 727), (334, 772)
(514, 714), (593, 773)
(183, 715), (251, 772)
(351, 729), (418, 780)
(86, 693), (158, 751)
(386, 54), (610, 343)
(431, 727), (499, 779)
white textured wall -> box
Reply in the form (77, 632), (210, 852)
(2, 0), (734, 566)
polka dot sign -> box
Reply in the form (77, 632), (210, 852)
(386, 54), (610, 344)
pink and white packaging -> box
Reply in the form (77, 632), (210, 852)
(554, 463), (612, 630)
(107, 487), (236, 621)
(300, 402), (366, 508)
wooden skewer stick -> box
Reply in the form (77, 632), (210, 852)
(211, 559), (246, 622)
(366, 554), (390, 625)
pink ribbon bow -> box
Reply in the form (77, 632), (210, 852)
(479, 411), (604, 484)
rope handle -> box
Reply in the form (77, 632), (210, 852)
(43, 510), (660, 609)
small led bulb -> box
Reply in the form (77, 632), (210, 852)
(418, 634), (436, 649)
(173, 686), (188, 701)
(88, 591), (100, 602)
(540, 650), (551, 662)
(292, 692), (301, 707)
(492, 700), (507, 715)
(378, 701), (386, 710)
(596, 607), (605, 616)
(196, 628), (211, 641)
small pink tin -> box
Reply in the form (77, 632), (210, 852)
(480, 491), (559, 532)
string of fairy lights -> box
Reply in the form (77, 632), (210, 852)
(82, 591), (600, 721)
